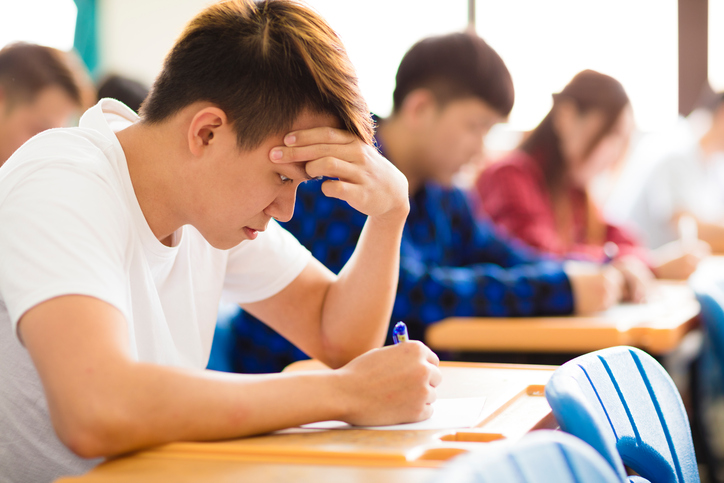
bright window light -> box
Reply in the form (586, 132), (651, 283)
(0, 0), (77, 51)
(305, 0), (468, 118)
(476, 0), (678, 133)
(711, 0), (724, 92)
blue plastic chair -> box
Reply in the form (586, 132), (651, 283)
(692, 277), (724, 369)
(429, 430), (641, 483)
(690, 275), (724, 483)
(545, 346), (699, 483)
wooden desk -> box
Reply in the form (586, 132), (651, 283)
(56, 362), (557, 482)
(426, 281), (700, 355)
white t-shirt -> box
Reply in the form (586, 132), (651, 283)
(606, 120), (724, 248)
(0, 99), (311, 483)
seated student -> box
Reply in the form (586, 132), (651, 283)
(606, 92), (724, 252)
(0, 2), (442, 482)
(230, 33), (623, 374)
(0, 42), (82, 166)
(476, 70), (709, 297)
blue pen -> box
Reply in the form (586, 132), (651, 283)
(392, 321), (409, 344)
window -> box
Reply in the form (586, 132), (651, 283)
(476, 0), (679, 133)
(306, 0), (468, 117)
(0, 0), (77, 50)
(711, 0), (724, 92)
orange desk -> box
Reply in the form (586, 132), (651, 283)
(427, 281), (700, 355)
(56, 361), (557, 482)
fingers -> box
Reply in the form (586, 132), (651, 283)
(284, 126), (357, 147)
(425, 347), (440, 367)
(307, 157), (361, 182)
(270, 142), (357, 165)
(429, 365), (443, 388)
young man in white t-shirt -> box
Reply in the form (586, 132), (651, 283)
(0, 1), (441, 481)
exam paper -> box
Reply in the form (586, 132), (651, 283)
(301, 396), (486, 431)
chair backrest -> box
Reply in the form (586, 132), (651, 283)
(545, 346), (699, 483)
(430, 430), (626, 483)
(692, 277), (724, 363)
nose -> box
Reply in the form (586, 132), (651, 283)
(265, 184), (297, 223)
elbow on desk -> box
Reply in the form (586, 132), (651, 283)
(51, 398), (139, 459)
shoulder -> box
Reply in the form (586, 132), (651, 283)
(482, 151), (542, 183)
(0, 128), (130, 234)
(1, 127), (118, 190)
(477, 151), (545, 200)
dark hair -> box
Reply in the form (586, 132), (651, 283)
(521, 69), (630, 194)
(0, 42), (82, 109)
(98, 74), (149, 113)
(141, 0), (373, 149)
(392, 32), (514, 116)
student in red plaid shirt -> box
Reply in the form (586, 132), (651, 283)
(476, 70), (709, 303)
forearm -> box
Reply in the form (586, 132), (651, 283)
(397, 259), (574, 331)
(54, 362), (345, 458)
(320, 210), (407, 367)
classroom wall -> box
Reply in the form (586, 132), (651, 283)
(98, 0), (213, 86)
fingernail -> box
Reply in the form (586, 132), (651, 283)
(270, 149), (283, 160)
(284, 134), (296, 145)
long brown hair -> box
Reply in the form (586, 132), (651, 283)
(521, 69), (630, 196)
(141, 0), (373, 149)
(521, 70), (630, 246)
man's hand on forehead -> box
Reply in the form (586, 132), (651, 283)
(268, 126), (409, 220)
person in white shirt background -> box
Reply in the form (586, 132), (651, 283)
(606, 92), (724, 253)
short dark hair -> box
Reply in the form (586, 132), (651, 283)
(0, 42), (82, 109)
(392, 32), (514, 116)
(141, 0), (373, 149)
(98, 74), (149, 113)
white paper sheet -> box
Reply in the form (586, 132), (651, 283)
(301, 396), (486, 431)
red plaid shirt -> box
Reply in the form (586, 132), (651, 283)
(475, 150), (649, 264)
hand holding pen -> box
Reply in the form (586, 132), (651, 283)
(333, 320), (441, 427)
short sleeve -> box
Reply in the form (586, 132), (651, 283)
(222, 219), (312, 305)
(0, 163), (131, 338)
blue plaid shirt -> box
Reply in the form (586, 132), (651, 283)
(229, 141), (574, 374)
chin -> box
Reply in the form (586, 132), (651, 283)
(200, 232), (247, 251)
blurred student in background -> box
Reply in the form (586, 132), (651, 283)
(606, 92), (724, 253)
(477, 70), (708, 303)
(228, 33), (624, 374)
(0, 42), (82, 166)
(97, 74), (149, 113)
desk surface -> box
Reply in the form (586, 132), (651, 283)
(56, 361), (557, 482)
(426, 281), (700, 355)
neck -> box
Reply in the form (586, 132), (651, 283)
(376, 115), (426, 194)
(115, 121), (187, 246)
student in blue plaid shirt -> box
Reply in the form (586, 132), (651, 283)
(227, 32), (625, 373)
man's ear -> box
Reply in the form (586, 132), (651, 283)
(187, 107), (227, 157)
(400, 88), (438, 128)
